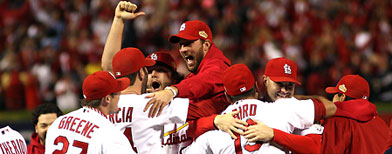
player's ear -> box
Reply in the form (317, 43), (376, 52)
(102, 95), (111, 106)
(202, 39), (211, 55)
(340, 94), (346, 102)
(224, 91), (232, 104)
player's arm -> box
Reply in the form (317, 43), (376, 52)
(187, 111), (247, 139)
(101, 1), (145, 72)
(145, 60), (228, 117)
(295, 95), (336, 118)
(244, 120), (321, 154)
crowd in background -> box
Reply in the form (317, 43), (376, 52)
(0, 0), (391, 111)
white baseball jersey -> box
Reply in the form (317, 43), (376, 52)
(183, 98), (315, 154)
(0, 126), (27, 154)
(108, 93), (189, 154)
(45, 107), (134, 154)
(162, 122), (193, 154)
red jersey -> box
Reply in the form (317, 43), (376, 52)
(321, 99), (389, 154)
(27, 132), (45, 154)
(174, 44), (231, 120)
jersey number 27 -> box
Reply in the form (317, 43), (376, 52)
(53, 136), (88, 154)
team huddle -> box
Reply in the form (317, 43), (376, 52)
(1, 1), (391, 154)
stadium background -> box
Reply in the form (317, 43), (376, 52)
(0, 0), (391, 144)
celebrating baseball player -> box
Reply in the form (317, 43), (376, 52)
(45, 71), (133, 154)
(183, 64), (322, 153)
(146, 52), (181, 93)
(321, 75), (389, 154)
(28, 103), (63, 154)
(0, 126), (27, 154)
(144, 19), (232, 118)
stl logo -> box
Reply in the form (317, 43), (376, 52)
(180, 23), (186, 31)
(240, 87), (247, 92)
(284, 64), (292, 74)
(151, 53), (158, 60)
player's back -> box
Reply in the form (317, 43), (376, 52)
(184, 98), (315, 154)
(45, 107), (133, 154)
(109, 93), (189, 154)
(0, 126), (27, 154)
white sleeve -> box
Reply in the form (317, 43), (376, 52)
(293, 124), (324, 136)
(276, 98), (315, 129)
(157, 98), (189, 124)
(100, 129), (135, 154)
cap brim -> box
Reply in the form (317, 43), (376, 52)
(269, 76), (301, 85)
(325, 87), (339, 94)
(168, 34), (200, 43)
(145, 58), (156, 67)
(113, 78), (130, 93)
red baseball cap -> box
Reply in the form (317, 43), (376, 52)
(82, 71), (130, 101)
(112, 47), (156, 77)
(147, 52), (177, 70)
(264, 57), (301, 85)
(222, 64), (255, 96)
(169, 20), (213, 43)
(325, 75), (369, 99)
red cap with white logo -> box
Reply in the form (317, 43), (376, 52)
(146, 52), (177, 70)
(168, 20), (213, 43)
(264, 57), (301, 85)
(222, 64), (255, 96)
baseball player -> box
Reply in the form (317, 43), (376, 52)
(28, 103), (63, 154)
(0, 126), (27, 154)
(106, 47), (189, 154)
(183, 64), (319, 154)
(45, 71), (134, 154)
(145, 19), (232, 118)
(146, 52), (181, 93)
(321, 75), (389, 154)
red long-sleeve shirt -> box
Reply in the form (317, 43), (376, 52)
(321, 99), (390, 154)
(173, 44), (231, 120)
(27, 132), (45, 154)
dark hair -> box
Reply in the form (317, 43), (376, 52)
(228, 87), (256, 103)
(32, 103), (63, 126)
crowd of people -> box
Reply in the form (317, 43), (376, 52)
(1, 0), (391, 111)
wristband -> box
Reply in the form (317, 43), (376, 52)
(164, 86), (177, 97)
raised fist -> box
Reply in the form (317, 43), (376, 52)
(115, 1), (145, 20)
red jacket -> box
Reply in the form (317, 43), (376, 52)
(321, 99), (389, 154)
(27, 132), (45, 154)
(174, 44), (231, 120)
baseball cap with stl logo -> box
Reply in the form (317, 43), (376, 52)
(325, 75), (370, 99)
(147, 52), (177, 71)
(168, 20), (213, 43)
(264, 57), (301, 85)
(112, 47), (156, 78)
(222, 64), (255, 96)
(82, 71), (130, 101)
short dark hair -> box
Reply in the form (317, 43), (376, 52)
(228, 87), (256, 103)
(32, 103), (63, 126)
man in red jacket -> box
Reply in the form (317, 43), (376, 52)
(28, 103), (63, 154)
(321, 75), (389, 154)
(145, 20), (231, 118)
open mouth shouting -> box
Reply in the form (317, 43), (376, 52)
(151, 80), (162, 92)
(184, 55), (195, 67)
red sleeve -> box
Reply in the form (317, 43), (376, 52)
(174, 59), (228, 100)
(187, 95), (229, 121)
(312, 99), (326, 122)
(186, 115), (217, 139)
(272, 129), (321, 154)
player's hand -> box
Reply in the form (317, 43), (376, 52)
(244, 120), (274, 142)
(214, 111), (248, 139)
(144, 89), (174, 118)
(115, 1), (145, 20)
